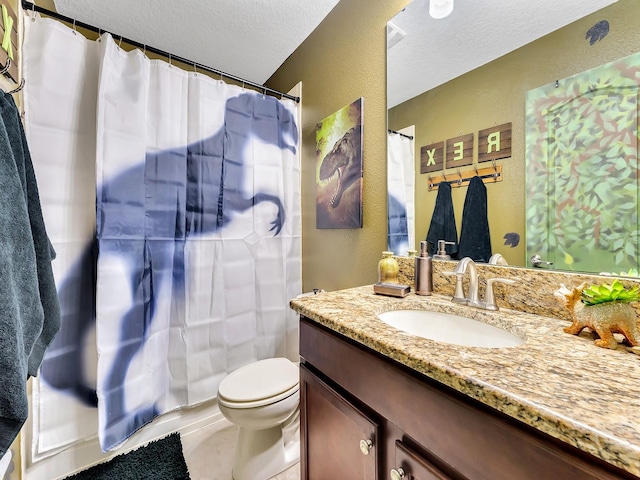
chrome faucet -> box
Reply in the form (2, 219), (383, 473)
(444, 257), (516, 311)
(443, 257), (480, 306)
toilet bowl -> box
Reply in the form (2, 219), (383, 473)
(218, 357), (300, 480)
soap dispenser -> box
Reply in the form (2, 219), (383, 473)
(433, 240), (455, 260)
(415, 241), (433, 296)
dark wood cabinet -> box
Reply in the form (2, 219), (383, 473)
(300, 363), (379, 479)
(299, 316), (638, 480)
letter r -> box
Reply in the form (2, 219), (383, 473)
(487, 132), (500, 153)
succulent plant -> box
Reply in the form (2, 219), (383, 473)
(581, 279), (640, 306)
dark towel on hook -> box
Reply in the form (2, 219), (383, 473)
(458, 176), (492, 262)
(426, 181), (458, 258)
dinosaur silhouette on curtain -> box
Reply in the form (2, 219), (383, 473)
(40, 92), (298, 448)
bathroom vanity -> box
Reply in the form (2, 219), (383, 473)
(291, 286), (640, 479)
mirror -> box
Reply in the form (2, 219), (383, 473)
(387, 0), (640, 274)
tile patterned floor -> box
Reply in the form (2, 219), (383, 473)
(182, 423), (299, 480)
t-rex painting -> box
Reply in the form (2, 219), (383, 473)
(316, 98), (363, 228)
(39, 92), (298, 450)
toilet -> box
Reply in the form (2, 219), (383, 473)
(217, 357), (300, 480)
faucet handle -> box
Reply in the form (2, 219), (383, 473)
(483, 277), (516, 311)
(442, 270), (466, 303)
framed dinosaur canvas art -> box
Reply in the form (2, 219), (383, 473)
(315, 98), (364, 229)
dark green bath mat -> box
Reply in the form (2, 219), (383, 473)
(63, 433), (191, 479)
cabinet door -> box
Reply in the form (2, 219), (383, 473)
(390, 441), (455, 480)
(300, 363), (380, 479)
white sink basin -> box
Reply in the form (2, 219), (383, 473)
(378, 310), (524, 348)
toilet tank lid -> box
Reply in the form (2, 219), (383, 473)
(218, 357), (299, 403)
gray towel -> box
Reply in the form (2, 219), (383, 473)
(0, 92), (60, 456)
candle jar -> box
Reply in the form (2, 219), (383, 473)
(378, 251), (399, 284)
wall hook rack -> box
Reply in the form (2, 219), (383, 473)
(427, 165), (503, 191)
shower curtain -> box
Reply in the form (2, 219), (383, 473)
(24, 14), (301, 455)
(387, 130), (415, 255)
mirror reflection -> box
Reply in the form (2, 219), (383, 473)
(387, 0), (640, 275)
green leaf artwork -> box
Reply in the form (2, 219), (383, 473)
(525, 51), (640, 273)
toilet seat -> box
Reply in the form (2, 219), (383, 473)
(218, 357), (299, 409)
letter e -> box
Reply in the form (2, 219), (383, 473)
(453, 142), (463, 161)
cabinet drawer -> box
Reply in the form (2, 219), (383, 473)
(392, 440), (455, 480)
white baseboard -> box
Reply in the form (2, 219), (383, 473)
(23, 400), (226, 480)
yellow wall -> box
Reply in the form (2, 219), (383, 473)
(267, 0), (410, 292)
(388, 0), (640, 267)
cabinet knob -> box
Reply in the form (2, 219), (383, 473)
(390, 467), (406, 480)
(359, 439), (373, 455)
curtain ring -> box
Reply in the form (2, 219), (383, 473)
(0, 58), (11, 75)
(168, 53), (172, 66)
(8, 77), (25, 94)
(72, 18), (77, 35)
(143, 44), (146, 55)
(31, 3), (36, 22)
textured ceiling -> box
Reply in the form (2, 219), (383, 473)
(49, 0), (619, 105)
(52, 0), (341, 85)
(388, 0), (619, 108)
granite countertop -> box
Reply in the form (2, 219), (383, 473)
(290, 285), (640, 477)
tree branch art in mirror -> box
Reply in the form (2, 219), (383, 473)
(526, 52), (640, 275)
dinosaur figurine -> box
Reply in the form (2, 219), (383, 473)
(554, 283), (640, 354)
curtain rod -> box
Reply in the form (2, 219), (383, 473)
(21, 0), (300, 103)
(388, 129), (413, 140)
